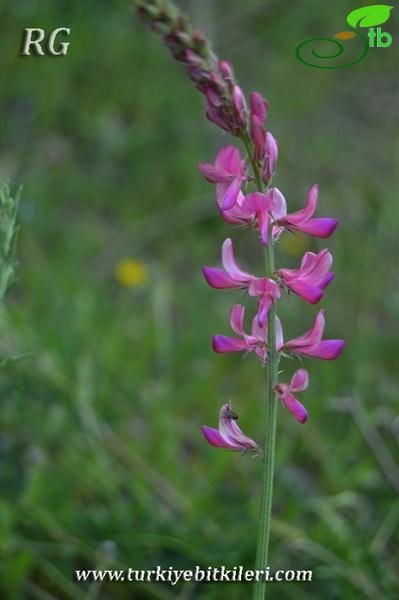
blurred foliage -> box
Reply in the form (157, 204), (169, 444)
(0, 0), (398, 598)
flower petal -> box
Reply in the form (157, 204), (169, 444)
(212, 335), (248, 353)
(275, 316), (284, 351)
(285, 184), (318, 225)
(218, 403), (258, 451)
(320, 272), (335, 290)
(294, 218), (339, 238)
(201, 267), (239, 289)
(286, 309), (325, 349)
(230, 304), (246, 336)
(198, 163), (232, 184)
(201, 426), (233, 448)
(221, 238), (253, 283)
(248, 277), (280, 299)
(266, 187), (287, 221)
(287, 279), (324, 304)
(281, 392), (308, 424)
(222, 177), (242, 211)
(290, 368), (309, 392)
(215, 145), (243, 175)
(301, 339), (345, 360)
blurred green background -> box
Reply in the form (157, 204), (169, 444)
(0, 0), (398, 598)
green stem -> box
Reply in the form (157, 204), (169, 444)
(241, 133), (279, 600)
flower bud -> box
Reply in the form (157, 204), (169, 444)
(250, 92), (269, 126)
(250, 115), (266, 162)
(232, 85), (248, 129)
(262, 132), (278, 183)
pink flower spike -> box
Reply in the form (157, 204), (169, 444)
(262, 132), (278, 184)
(277, 249), (334, 304)
(250, 92), (269, 125)
(276, 369), (309, 424)
(285, 309), (345, 360)
(279, 185), (338, 238)
(201, 402), (258, 452)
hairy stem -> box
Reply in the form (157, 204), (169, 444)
(241, 133), (278, 600)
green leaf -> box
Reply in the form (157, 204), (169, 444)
(347, 5), (393, 28)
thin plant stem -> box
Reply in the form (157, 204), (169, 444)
(241, 133), (279, 599)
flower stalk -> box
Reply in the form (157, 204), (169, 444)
(135, 3), (345, 598)
(242, 132), (279, 598)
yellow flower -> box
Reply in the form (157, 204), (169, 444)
(115, 259), (149, 288)
(279, 233), (308, 257)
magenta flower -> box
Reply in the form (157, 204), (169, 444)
(248, 277), (280, 327)
(284, 309), (345, 360)
(242, 188), (286, 246)
(202, 237), (253, 290)
(202, 238), (280, 325)
(277, 249), (334, 304)
(276, 369), (309, 424)
(201, 401), (258, 452)
(242, 185), (338, 245)
(198, 145), (246, 211)
(212, 304), (267, 361)
(276, 184), (338, 238)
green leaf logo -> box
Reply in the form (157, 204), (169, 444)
(347, 5), (393, 28)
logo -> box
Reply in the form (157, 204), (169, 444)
(296, 5), (393, 69)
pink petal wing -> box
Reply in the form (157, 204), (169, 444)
(230, 304), (246, 336)
(222, 177), (242, 211)
(288, 279), (324, 304)
(219, 405), (258, 451)
(302, 339), (345, 360)
(212, 335), (249, 353)
(285, 184), (318, 225)
(248, 278), (280, 299)
(266, 187), (287, 221)
(275, 316), (284, 351)
(222, 238), (253, 283)
(290, 368), (309, 392)
(216, 187), (247, 224)
(215, 145), (243, 176)
(320, 272), (335, 290)
(294, 218), (339, 238)
(201, 267), (240, 289)
(201, 426), (234, 449)
(286, 309), (325, 349)
(198, 163), (231, 184)
(281, 393), (308, 424)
